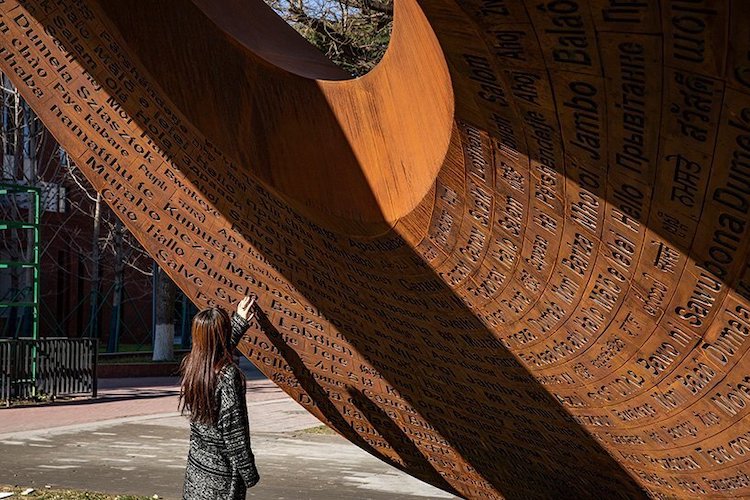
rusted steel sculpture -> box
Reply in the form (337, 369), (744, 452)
(1, 0), (749, 497)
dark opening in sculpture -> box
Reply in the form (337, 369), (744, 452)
(1, 0), (749, 497)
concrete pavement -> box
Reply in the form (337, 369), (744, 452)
(0, 361), (457, 499)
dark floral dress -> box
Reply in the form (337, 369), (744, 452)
(183, 314), (260, 499)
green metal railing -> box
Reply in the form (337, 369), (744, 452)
(0, 183), (41, 394)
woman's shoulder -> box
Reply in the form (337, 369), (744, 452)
(217, 362), (241, 384)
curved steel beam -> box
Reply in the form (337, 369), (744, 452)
(0, 0), (748, 497)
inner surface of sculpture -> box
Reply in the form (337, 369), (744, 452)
(98, 0), (454, 235)
(2, 0), (749, 498)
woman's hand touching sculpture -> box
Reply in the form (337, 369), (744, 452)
(236, 295), (257, 321)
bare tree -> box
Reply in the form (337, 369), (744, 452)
(265, 0), (393, 76)
(60, 151), (154, 348)
(0, 74), (58, 336)
(1, 73), (154, 346)
(153, 267), (177, 361)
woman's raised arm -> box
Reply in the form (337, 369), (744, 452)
(229, 295), (256, 349)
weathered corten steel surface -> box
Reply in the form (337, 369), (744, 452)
(2, 0), (749, 497)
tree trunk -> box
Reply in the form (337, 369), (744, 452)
(88, 192), (101, 338)
(153, 267), (177, 361)
(7, 269), (19, 337)
(107, 219), (124, 352)
(22, 107), (37, 338)
(13, 88), (23, 179)
(10, 89), (25, 337)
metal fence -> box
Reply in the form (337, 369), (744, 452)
(0, 337), (97, 404)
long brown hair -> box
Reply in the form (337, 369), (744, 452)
(179, 307), (234, 425)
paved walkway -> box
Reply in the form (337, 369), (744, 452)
(0, 361), (456, 499)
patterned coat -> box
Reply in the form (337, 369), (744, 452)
(183, 313), (260, 499)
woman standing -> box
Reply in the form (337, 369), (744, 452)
(180, 296), (260, 499)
